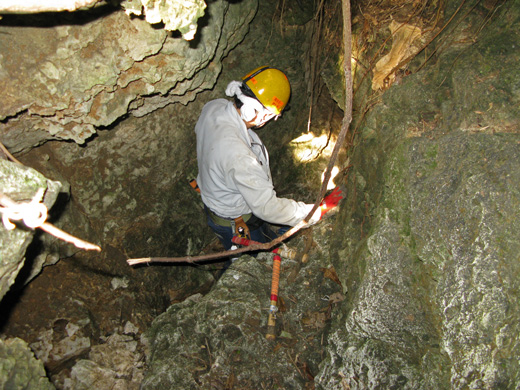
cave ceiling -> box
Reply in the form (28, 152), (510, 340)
(0, 0), (255, 153)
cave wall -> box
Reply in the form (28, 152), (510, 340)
(0, 0), (257, 153)
(140, 0), (520, 388)
(0, 1), (262, 388)
(0, 0), (260, 302)
(0, 0), (336, 387)
(317, 0), (520, 388)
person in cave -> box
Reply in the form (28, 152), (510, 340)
(195, 66), (321, 252)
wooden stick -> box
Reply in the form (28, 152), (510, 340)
(0, 141), (23, 165)
(127, 221), (308, 265)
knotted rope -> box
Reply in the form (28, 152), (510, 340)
(1, 189), (47, 230)
(0, 190), (101, 252)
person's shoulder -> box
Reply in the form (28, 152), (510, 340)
(200, 99), (233, 120)
(203, 98), (229, 110)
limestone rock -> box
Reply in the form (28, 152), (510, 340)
(0, 337), (55, 390)
(30, 317), (92, 372)
(122, 0), (206, 40)
(142, 228), (343, 389)
(63, 332), (145, 390)
(316, 2), (520, 388)
(0, 0), (258, 152)
(0, 159), (62, 301)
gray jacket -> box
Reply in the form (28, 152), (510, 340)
(195, 99), (313, 226)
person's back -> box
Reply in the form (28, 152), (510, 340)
(194, 66), (320, 250)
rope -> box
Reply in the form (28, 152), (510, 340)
(0, 189), (47, 230)
(0, 190), (101, 252)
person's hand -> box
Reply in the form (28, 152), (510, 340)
(304, 186), (344, 225)
(320, 186), (344, 217)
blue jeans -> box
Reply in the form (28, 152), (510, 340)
(205, 207), (277, 250)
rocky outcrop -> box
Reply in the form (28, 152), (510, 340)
(142, 225), (343, 389)
(0, 338), (54, 390)
(0, 159), (63, 301)
(0, 0), (258, 152)
(316, 1), (520, 388)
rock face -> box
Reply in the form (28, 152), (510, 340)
(0, 0), (259, 326)
(316, 1), (520, 388)
(0, 338), (54, 390)
(0, 0), (260, 388)
(318, 133), (520, 389)
(142, 226), (343, 389)
(0, 0), (258, 152)
(0, 159), (63, 301)
(0, 160), (62, 390)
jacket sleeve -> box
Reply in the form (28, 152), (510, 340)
(225, 147), (313, 226)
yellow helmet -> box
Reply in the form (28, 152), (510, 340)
(242, 66), (291, 116)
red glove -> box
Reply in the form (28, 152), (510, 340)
(320, 186), (344, 217)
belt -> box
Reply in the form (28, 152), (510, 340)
(206, 206), (252, 227)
